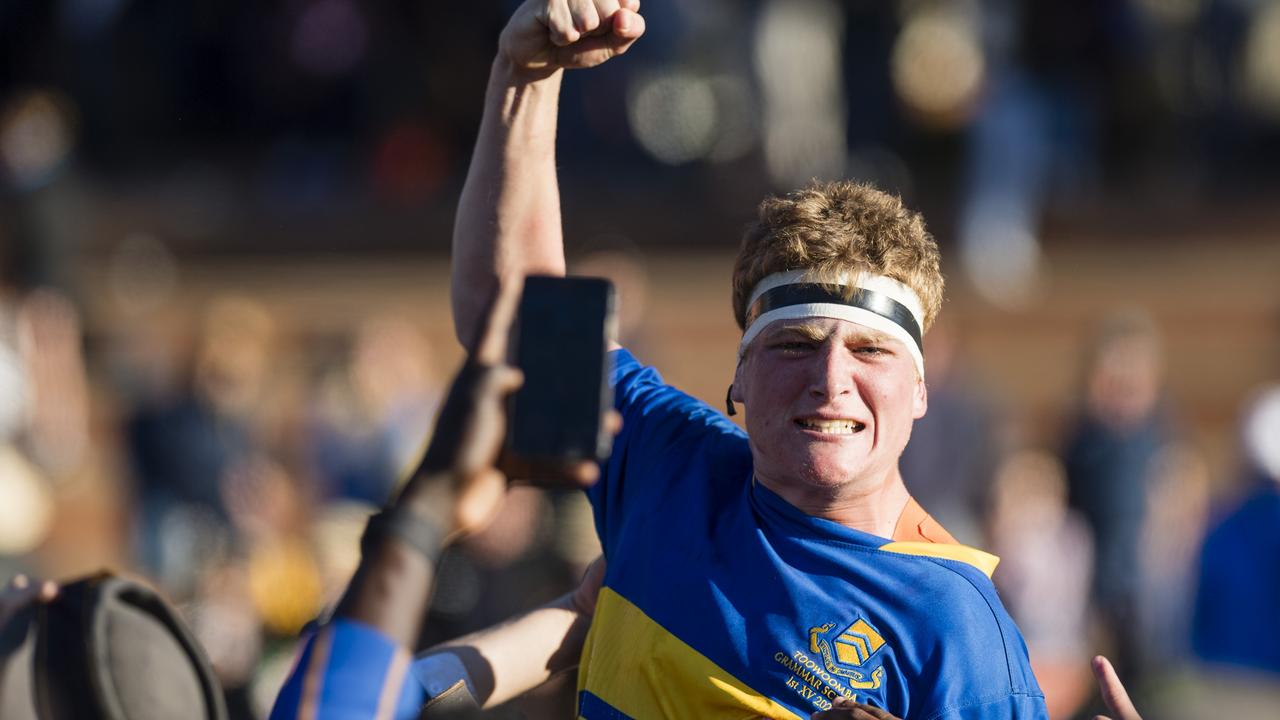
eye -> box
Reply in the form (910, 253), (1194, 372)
(771, 340), (814, 352)
(853, 345), (888, 356)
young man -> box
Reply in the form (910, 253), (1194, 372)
(450, 1), (1047, 717)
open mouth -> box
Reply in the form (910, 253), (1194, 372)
(795, 418), (867, 435)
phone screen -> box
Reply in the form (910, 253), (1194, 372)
(508, 275), (615, 464)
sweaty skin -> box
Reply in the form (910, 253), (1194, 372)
(733, 319), (926, 538)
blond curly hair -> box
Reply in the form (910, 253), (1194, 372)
(731, 180), (944, 333)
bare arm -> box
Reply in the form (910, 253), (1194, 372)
(417, 556), (605, 709)
(450, 0), (645, 350)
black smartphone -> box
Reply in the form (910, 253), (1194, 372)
(507, 275), (616, 465)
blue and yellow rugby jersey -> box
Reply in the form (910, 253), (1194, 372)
(579, 349), (1047, 720)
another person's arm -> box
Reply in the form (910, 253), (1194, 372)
(271, 284), (600, 719)
(413, 556), (604, 709)
(451, 0), (644, 349)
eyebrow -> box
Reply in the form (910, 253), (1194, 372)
(766, 323), (896, 345)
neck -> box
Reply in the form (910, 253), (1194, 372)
(759, 468), (911, 539)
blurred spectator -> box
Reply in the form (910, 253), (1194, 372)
(1136, 443), (1210, 671)
(0, 284), (88, 573)
(959, 0), (1143, 307)
(1063, 310), (1172, 682)
(899, 320), (1001, 545)
(1191, 385), (1280, 675)
(307, 314), (441, 505)
(988, 450), (1093, 719)
(13, 289), (91, 478)
(125, 296), (278, 593)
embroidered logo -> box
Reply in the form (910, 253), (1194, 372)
(808, 618), (887, 689)
(773, 616), (890, 712)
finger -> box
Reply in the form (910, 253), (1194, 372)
(544, 0), (581, 46)
(478, 364), (524, 398)
(618, 0), (640, 11)
(1, 577), (48, 615)
(472, 274), (524, 364)
(38, 580), (58, 602)
(551, 9), (644, 68)
(571, 554), (607, 614)
(503, 456), (600, 488)
(1092, 655), (1140, 720)
(604, 409), (622, 435)
(588, 0), (621, 35)
(567, 460), (601, 485)
(569, 0), (601, 34)
(611, 7), (644, 39)
(850, 704), (898, 720)
(452, 468), (509, 536)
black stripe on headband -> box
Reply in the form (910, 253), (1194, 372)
(744, 283), (923, 351)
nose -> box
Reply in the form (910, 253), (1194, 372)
(807, 342), (854, 400)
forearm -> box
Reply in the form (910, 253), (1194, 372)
(418, 592), (591, 708)
(332, 538), (436, 650)
(452, 57), (567, 350)
(330, 465), (462, 647)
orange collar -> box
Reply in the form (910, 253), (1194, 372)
(891, 496), (959, 544)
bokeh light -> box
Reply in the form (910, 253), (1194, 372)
(290, 0), (368, 77)
(627, 70), (719, 165)
(754, 0), (846, 188)
(890, 5), (985, 129)
(1242, 2), (1280, 121)
(0, 89), (77, 191)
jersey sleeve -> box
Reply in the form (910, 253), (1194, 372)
(926, 693), (1049, 720)
(587, 348), (748, 558)
(270, 619), (425, 720)
(916, 566), (1050, 720)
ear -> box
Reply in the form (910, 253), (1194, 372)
(911, 373), (928, 420)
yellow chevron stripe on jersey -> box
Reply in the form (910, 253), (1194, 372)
(578, 587), (803, 720)
(878, 542), (1000, 578)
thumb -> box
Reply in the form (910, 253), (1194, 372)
(611, 8), (645, 38)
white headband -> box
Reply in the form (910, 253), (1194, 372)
(738, 270), (926, 377)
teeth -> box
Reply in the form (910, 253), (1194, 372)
(797, 419), (864, 434)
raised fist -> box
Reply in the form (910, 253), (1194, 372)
(499, 0), (645, 75)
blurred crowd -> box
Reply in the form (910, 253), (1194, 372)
(3, 239), (1279, 719)
(3, 0), (1280, 719)
(0, 272), (607, 717)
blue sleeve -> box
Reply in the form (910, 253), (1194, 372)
(587, 348), (747, 558)
(928, 693), (1049, 720)
(270, 619), (425, 720)
(902, 563), (1049, 720)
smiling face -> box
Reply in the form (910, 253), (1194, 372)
(733, 317), (927, 500)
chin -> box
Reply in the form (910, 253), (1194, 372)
(790, 451), (869, 489)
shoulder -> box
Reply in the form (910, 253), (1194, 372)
(610, 347), (745, 447)
(869, 549), (1045, 714)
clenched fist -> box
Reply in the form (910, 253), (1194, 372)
(499, 0), (646, 76)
